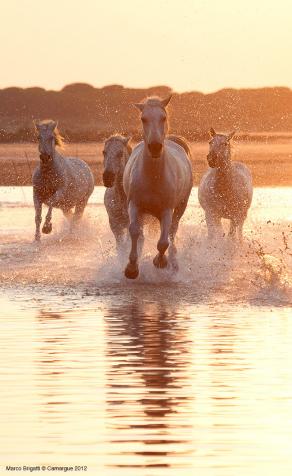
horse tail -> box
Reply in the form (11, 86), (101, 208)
(167, 135), (191, 157)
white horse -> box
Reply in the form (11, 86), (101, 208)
(33, 120), (94, 240)
(198, 128), (253, 241)
(102, 134), (131, 250)
(123, 95), (193, 279)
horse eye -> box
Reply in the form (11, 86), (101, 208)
(102, 150), (105, 155)
(141, 117), (147, 123)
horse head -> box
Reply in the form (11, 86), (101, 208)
(102, 135), (131, 188)
(134, 95), (172, 158)
(207, 128), (235, 169)
(35, 120), (63, 164)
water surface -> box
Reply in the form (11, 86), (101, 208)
(0, 187), (292, 475)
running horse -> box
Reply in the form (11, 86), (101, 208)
(102, 134), (131, 251)
(33, 120), (94, 240)
(198, 128), (253, 241)
(123, 95), (193, 279)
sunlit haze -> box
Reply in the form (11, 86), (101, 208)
(1, 1), (292, 474)
(1, 0), (292, 92)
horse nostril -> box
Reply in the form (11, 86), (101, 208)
(148, 142), (163, 157)
(103, 171), (115, 187)
(40, 153), (51, 161)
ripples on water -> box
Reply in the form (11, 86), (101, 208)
(0, 187), (292, 475)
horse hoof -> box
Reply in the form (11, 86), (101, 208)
(153, 254), (168, 269)
(34, 235), (41, 242)
(42, 223), (52, 234)
(125, 263), (139, 279)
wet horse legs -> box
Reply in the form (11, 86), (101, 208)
(168, 200), (189, 271)
(205, 211), (223, 240)
(42, 205), (53, 234)
(153, 208), (172, 269)
(72, 200), (88, 226)
(125, 202), (142, 279)
(33, 192), (42, 241)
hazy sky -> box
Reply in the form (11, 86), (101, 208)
(1, 0), (292, 92)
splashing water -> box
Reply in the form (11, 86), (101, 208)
(1, 187), (292, 476)
(0, 186), (291, 305)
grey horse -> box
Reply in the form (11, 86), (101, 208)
(33, 120), (94, 241)
(198, 128), (253, 241)
(102, 134), (131, 250)
(123, 95), (193, 279)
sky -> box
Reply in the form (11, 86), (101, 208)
(1, 0), (292, 93)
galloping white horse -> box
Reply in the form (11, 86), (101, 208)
(33, 120), (94, 240)
(123, 95), (193, 279)
(102, 134), (131, 250)
(198, 128), (253, 240)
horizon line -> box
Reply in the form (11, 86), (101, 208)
(0, 82), (292, 96)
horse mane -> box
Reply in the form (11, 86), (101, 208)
(106, 134), (132, 156)
(142, 96), (165, 108)
(54, 129), (64, 148)
(167, 134), (191, 156)
(37, 119), (65, 148)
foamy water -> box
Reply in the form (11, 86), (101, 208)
(0, 187), (292, 475)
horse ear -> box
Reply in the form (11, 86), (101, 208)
(123, 136), (131, 144)
(34, 120), (41, 130)
(228, 130), (236, 141)
(161, 94), (172, 108)
(209, 127), (216, 137)
(133, 103), (144, 112)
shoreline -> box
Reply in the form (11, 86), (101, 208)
(1, 141), (292, 186)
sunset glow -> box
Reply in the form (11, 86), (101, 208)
(1, 1), (292, 475)
(1, 0), (292, 92)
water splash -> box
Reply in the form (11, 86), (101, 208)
(0, 200), (291, 306)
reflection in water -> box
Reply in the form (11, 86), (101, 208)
(1, 188), (292, 476)
(104, 296), (192, 470)
(33, 305), (108, 469)
(37, 310), (68, 414)
(1, 290), (292, 476)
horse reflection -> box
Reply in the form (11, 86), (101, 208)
(104, 293), (192, 466)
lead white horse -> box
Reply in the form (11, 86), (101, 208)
(33, 120), (94, 240)
(198, 128), (253, 241)
(123, 95), (193, 279)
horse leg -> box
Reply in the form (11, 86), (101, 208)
(205, 211), (223, 240)
(125, 202), (142, 279)
(228, 219), (236, 239)
(237, 218), (245, 242)
(124, 221), (144, 257)
(138, 226), (145, 258)
(33, 192), (42, 241)
(109, 218), (126, 253)
(42, 205), (53, 234)
(168, 201), (187, 271)
(153, 208), (172, 269)
(72, 199), (88, 227)
(62, 208), (73, 222)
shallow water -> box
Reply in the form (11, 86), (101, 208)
(0, 187), (292, 475)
